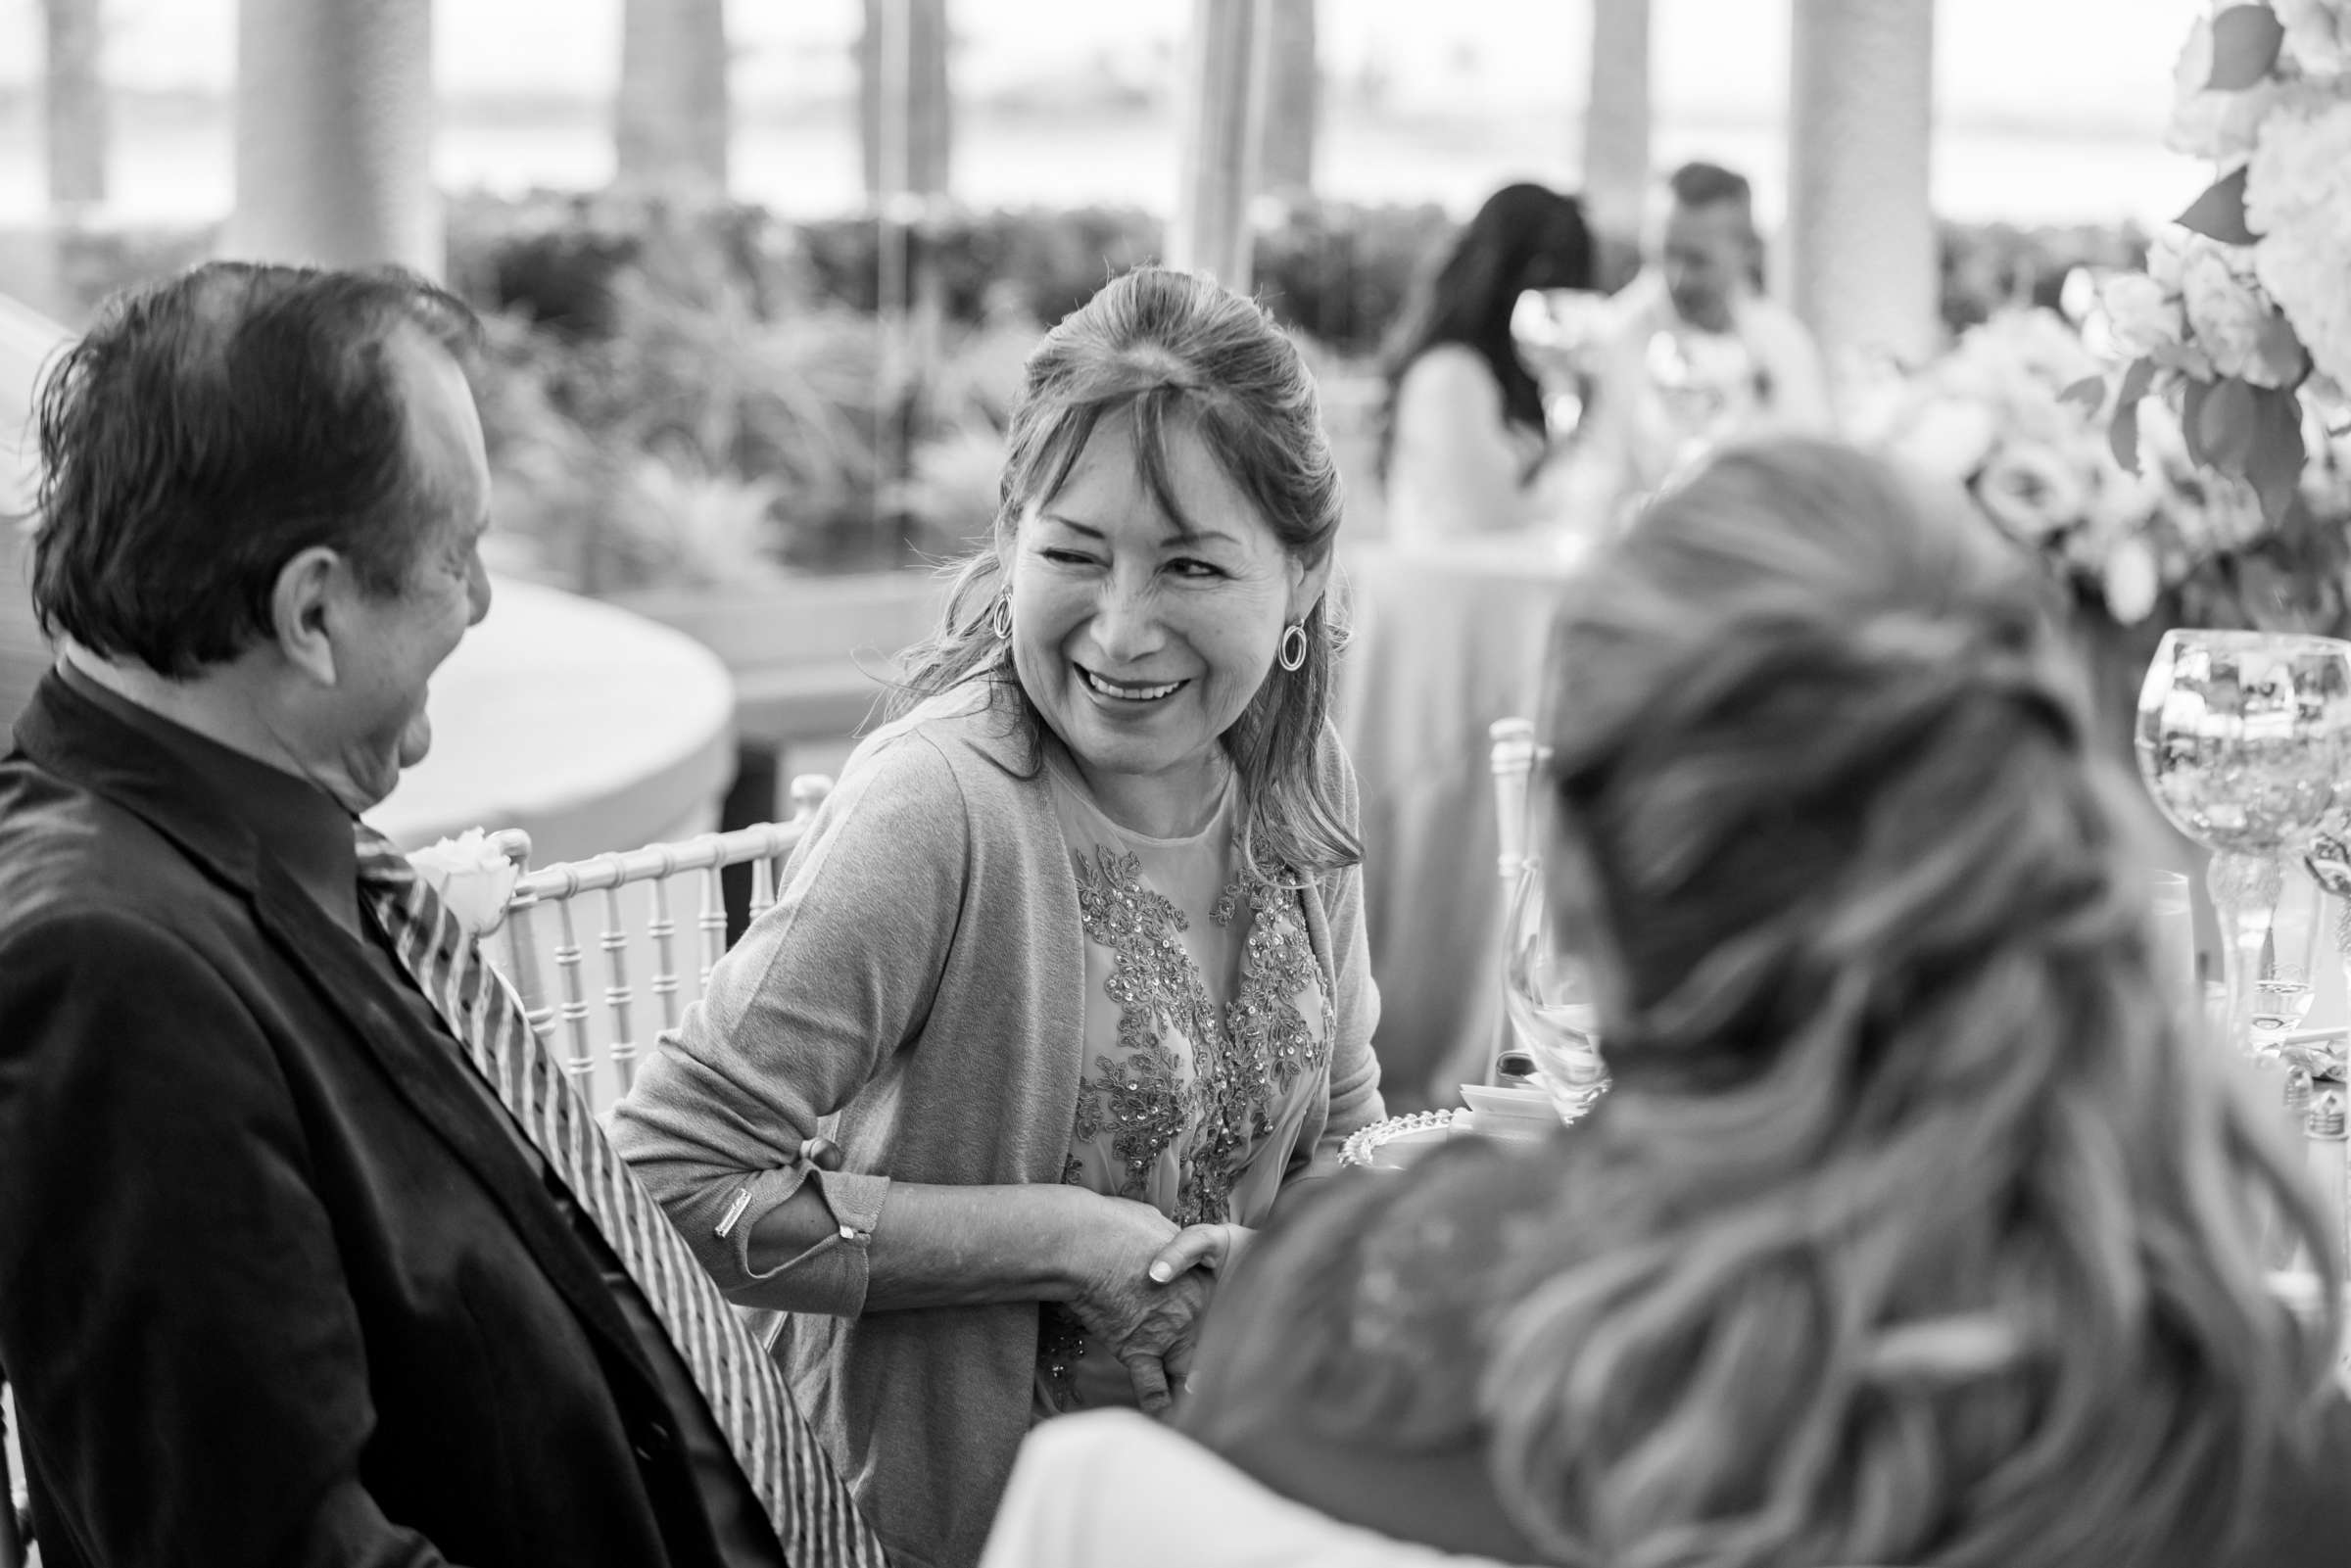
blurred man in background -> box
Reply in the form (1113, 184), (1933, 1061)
(1580, 161), (1833, 506)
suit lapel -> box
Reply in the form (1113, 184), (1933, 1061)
(251, 862), (663, 1388)
(17, 679), (664, 1392)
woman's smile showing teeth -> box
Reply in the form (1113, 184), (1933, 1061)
(1079, 664), (1187, 702)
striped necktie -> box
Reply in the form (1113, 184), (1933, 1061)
(354, 825), (886, 1568)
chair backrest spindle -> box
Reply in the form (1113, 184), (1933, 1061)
(646, 848), (683, 1038)
(552, 890), (596, 1089)
(469, 779), (834, 1116)
(696, 854), (728, 992)
(1490, 718), (1549, 1084)
(493, 830), (559, 1048)
(599, 876), (638, 1091)
(749, 852), (779, 925)
(1, 1374), (24, 1568)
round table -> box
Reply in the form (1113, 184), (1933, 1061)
(373, 577), (737, 862)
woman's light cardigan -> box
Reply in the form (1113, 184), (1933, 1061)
(612, 688), (1387, 1568)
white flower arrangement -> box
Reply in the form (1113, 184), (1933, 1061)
(408, 828), (522, 938)
(1855, 309), (2323, 626)
(2086, 1), (2351, 530)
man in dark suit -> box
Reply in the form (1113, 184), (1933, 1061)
(0, 263), (881, 1567)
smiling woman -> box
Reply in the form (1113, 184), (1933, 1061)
(609, 264), (1387, 1568)
(1009, 405), (1320, 839)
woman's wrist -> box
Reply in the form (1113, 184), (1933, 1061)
(1034, 1182), (1112, 1303)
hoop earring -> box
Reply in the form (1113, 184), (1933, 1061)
(990, 597), (1013, 641)
(1277, 621), (1309, 673)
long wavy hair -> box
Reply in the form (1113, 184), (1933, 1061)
(1187, 439), (2343, 1568)
(890, 264), (1359, 879)
(1481, 440), (2343, 1567)
(1375, 182), (1593, 481)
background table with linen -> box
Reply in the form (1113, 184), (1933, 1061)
(1334, 537), (1588, 1112)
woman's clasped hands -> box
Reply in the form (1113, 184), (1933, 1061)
(1064, 1196), (1255, 1413)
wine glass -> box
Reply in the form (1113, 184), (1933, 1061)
(2136, 631), (2351, 1058)
(2251, 868), (2327, 1051)
(1501, 863), (1610, 1126)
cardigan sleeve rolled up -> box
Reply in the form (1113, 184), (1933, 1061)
(611, 727), (973, 1318)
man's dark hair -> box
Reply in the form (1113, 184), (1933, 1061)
(1667, 161), (1753, 216)
(30, 261), (483, 677)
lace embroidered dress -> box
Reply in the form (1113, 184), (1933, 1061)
(1034, 751), (1333, 1415)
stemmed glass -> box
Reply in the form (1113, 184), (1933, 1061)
(2252, 867), (2327, 1050)
(1501, 863), (1610, 1126)
(2135, 631), (2351, 1058)
(2290, 832), (2351, 1090)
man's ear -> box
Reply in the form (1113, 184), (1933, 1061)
(270, 546), (344, 688)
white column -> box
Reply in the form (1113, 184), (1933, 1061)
(42, 0), (108, 216)
(1581, 0), (1649, 263)
(1786, 0), (1940, 368)
(617, 0), (731, 202)
(858, 0), (951, 203)
(1170, 0), (1268, 290)
(1259, 0), (1317, 199)
(223, 0), (440, 277)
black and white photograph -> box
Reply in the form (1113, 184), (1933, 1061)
(1, 3), (2347, 1565)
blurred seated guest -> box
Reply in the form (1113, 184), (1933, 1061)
(1377, 183), (1596, 544)
(613, 264), (1386, 1568)
(982, 1407), (1519, 1568)
(1581, 163), (1832, 504)
(991, 439), (2351, 1568)
(0, 262), (878, 1567)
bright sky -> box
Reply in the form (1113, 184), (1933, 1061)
(0, 0), (2203, 129)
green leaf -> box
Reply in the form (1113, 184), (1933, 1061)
(2060, 377), (2107, 413)
(2208, 5), (2286, 90)
(2246, 385), (2308, 525)
(2183, 377), (2215, 466)
(2110, 399), (2143, 475)
(2253, 309), (2311, 388)
(2060, 375), (2107, 412)
(2177, 166), (2258, 246)
(2198, 375), (2259, 474)
(2108, 358), (2157, 474)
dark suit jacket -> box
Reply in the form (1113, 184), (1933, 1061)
(0, 676), (746, 1568)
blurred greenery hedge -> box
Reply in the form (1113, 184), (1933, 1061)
(39, 195), (2149, 589)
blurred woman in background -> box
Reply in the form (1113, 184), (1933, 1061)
(986, 439), (2349, 1568)
(1377, 182), (1595, 544)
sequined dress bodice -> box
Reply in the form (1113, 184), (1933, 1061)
(1035, 753), (1333, 1413)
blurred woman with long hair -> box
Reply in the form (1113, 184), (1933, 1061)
(1377, 182), (1594, 543)
(984, 439), (2349, 1568)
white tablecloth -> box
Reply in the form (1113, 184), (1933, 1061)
(1334, 536), (1589, 1112)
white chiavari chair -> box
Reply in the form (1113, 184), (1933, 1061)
(1489, 716), (1551, 1086)
(1, 1373), (24, 1568)
(489, 775), (833, 1117)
